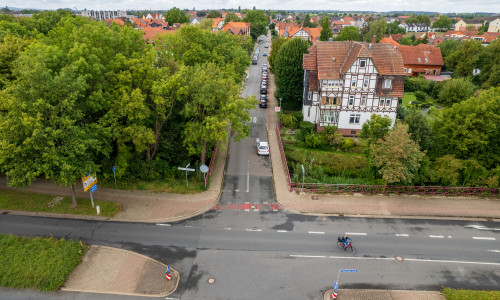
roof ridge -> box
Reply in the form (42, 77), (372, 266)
(340, 41), (355, 74)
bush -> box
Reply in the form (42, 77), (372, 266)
(292, 111), (303, 123)
(342, 138), (355, 151)
(304, 133), (328, 148)
(280, 113), (298, 129)
(414, 90), (427, 101)
(295, 121), (315, 142)
(437, 77), (475, 105)
(405, 76), (434, 94)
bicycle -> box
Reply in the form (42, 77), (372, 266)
(337, 237), (357, 255)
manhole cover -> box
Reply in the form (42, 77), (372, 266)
(311, 195), (319, 200)
(394, 255), (404, 262)
(207, 277), (216, 284)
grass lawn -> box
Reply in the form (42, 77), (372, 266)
(100, 176), (208, 193)
(0, 234), (87, 291)
(443, 288), (500, 300)
(402, 93), (416, 106)
(0, 189), (121, 217)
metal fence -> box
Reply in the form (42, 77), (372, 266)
(205, 147), (218, 188)
(277, 124), (499, 197)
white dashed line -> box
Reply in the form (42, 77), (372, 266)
(291, 255), (500, 266)
(487, 250), (500, 253)
(253, 209), (259, 212)
(156, 223), (171, 226)
(309, 231), (325, 235)
(277, 230), (288, 233)
(290, 255), (326, 258)
(429, 235), (444, 238)
(345, 232), (367, 236)
(473, 237), (496, 240)
(395, 234), (409, 237)
(244, 209), (250, 211)
(224, 228), (231, 230)
(246, 228), (262, 232)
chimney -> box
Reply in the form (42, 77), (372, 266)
(372, 35), (377, 43)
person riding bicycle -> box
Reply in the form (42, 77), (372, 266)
(342, 234), (351, 250)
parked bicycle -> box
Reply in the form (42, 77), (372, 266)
(337, 236), (357, 255)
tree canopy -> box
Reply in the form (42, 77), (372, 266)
(164, 7), (189, 24)
(243, 10), (268, 40)
(319, 17), (332, 41)
(336, 26), (361, 41)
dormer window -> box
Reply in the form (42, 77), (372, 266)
(425, 58), (428, 63)
(418, 57), (421, 62)
(384, 79), (392, 89)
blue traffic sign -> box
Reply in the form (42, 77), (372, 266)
(112, 166), (116, 172)
(340, 269), (358, 273)
(91, 184), (97, 193)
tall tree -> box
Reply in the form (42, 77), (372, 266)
(371, 122), (425, 184)
(224, 13), (240, 23)
(363, 18), (387, 42)
(243, 10), (268, 40)
(274, 38), (310, 109)
(477, 39), (500, 89)
(268, 37), (287, 71)
(302, 13), (312, 27)
(0, 34), (32, 89)
(431, 16), (452, 31)
(335, 26), (361, 41)
(359, 114), (392, 145)
(164, 7), (189, 24)
(401, 107), (433, 152)
(319, 17), (332, 41)
(446, 39), (482, 77)
(437, 77), (475, 105)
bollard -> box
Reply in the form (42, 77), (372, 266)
(96, 205), (100, 215)
(166, 265), (171, 281)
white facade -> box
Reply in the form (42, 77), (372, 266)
(303, 57), (398, 133)
(80, 9), (127, 21)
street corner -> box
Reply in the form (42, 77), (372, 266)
(62, 245), (179, 298)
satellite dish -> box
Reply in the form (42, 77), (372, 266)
(200, 164), (209, 173)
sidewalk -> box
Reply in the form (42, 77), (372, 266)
(324, 289), (445, 300)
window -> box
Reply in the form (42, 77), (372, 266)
(307, 107), (311, 117)
(363, 77), (369, 88)
(349, 114), (361, 124)
(320, 110), (338, 123)
(404, 68), (407, 73)
(386, 99), (391, 107)
(351, 76), (357, 87)
(379, 99), (384, 106)
(408, 68), (412, 74)
(308, 92), (312, 100)
(417, 57), (421, 62)
(425, 58), (428, 62)
(359, 60), (366, 68)
(349, 95), (354, 106)
(383, 79), (392, 89)
(361, 96), (366, 106)
(424, 69), (428, 74)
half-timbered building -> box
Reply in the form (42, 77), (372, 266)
(302, 41), (405, 136)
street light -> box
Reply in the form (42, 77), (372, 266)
(279, 98), (282, 110)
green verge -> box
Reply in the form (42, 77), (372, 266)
(443, 288), (500, 300)
(0, 189), (121, 217)
(100, 176), (207, 193)
(0, 234), (88, 291)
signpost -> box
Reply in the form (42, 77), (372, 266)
(301, 164), (305, 192)
(178, 163), (195, 187)
(200, 164), (209, 190)
(82, 173), (97, 208)
(334, 269), (358, 299)
(275, 107), (280, 112)
(112, 166), (117, 188)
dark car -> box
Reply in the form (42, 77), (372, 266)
(260, 94), (268, 102)
(260, 85), (267, 94)
(259, 99), (267, 108)
(263, 52), (267, 56)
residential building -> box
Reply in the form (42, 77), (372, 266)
(221, 22), (251, 36)
(399, 23), (430, 32)
(454, 19), (483, 31)
(302, 41), (405, 136)
(396, 44), (444, 76)
(488, 18), (500, 33)
(279, 25), (321, 43)
(80, 9), (127, 21)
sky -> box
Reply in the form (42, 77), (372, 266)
(4, 0), (500, 14)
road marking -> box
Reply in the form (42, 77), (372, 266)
(156, 223), (171, 226)
(395, 234), (409, 237)
(290, 255), (326, 258)
(165, 297), (179, 300)
(473, 237), (496, 240)
(244, 209), (250, 211)
(291, 255), (500, 266)
(253, 117), (257, 123)
(246, 228), (262, 232)
(253, 209), (259, 211)
(235, 189), (239, 192)
(246, 160), (249, 193)
(224, 228), (231, 230)
(277, 230), (288, 233)
(487, 250), (500, 253)
(345, 232), (367, 236)
(429, 235), (444, 238)
(309, 231), (325, 235)
(448, 236), (452, 238)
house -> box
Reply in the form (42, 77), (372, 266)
(279, 25), (321, 43)
(488, 18), (500, 33)
(470, 32), (500, 45)
(190, 17), (202, 25)
(141, 27), (174, 44)
(454, 19), (483, 31)
(399, 23), (430, 32)
(221, 22), (251, 36)
(444, 30), (478, 40)
(302, 41), (405, 136)
(396, 44), (444, 76)
(212, 18), (225, 31)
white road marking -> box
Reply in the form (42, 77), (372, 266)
(244, 209), (250, 211)
(487, 250), (500, 253)
(448, 236), (452, 238)
(345, 232), (367, 236)
(253, 209), (259, 212)
(277, 230), (288, 233)
(309, 231), (325, 234)
(246, 160), (250, 193)
(234, 189), (239, 192)
(465, 225), (500, 231)
(473, 237), (496, 240)
(253, 117), (257, 123)
(429, 235), (444, 238)
(224, 228), (231, 230)
(291, 255), (500, 266)
(395, 234), (409, 237)
(156, 224), (171, 226)
(246, 228), (262, 232)
(165, 297), (179, 300)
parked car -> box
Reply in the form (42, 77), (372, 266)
(262, 72), (268, 78)
(260, 85), (267, 94)
(259, 99), (267, 108)
(260, 94), (268, 102)
(256, 139), (270, 155)
(264, 43), (269, 48)
(263, 52), (267, 56)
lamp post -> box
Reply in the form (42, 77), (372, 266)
(279, 98), (282, 110)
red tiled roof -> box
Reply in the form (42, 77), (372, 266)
(395, 44), (444, 66)
(141, 27), (175, 42)
(222, 22), (250, 35)
(380, 37), (400, 46)
(390, 34), (403, 41)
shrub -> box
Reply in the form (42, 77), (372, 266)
(304, 133), (328, 148)
(342, 138), (355, 151)
(280, 113), (298, 129)
(437, 77), (475, 105)
(414, 90), (427, 101)
(292, 111), (303, 123)
(295, 121), (315, 142)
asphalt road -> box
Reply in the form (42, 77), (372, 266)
(1, 34), (500, 300)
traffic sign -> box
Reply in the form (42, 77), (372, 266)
(82, 173), (97, 192)
(112, 166), (116, 172)
(275, 107), (280, 112)
(91, 184), (97, 193)
(340, 269), (358, 273)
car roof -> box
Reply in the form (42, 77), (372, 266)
(259, 141), (268, 146)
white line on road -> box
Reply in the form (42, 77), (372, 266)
(345, 232), (367, 236)
(429, 235), (444, 238)
(246, 228), (262, 232)
(246, 160), (249, 193)
(156, 224), (171, 226)
(277, 230), (288, 233)
(253, 117), (257, 123)
(224, 228), (231, 230)
(309, 231), (325, 234)
(395, 234), (409, 237)
(487, 250), (500, 253)
(473, 237), (496, 240)
(291, 255), (500, 266)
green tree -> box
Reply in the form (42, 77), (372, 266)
(319, 16), (332, 41)
(0, 34), (32, 89)
(431, 155), (464, 186)
(401, 107), (433, 152)
(431, 87), (500, 168)
(196, 11), (207, 17)
(335, 26), (361, 41)
(224, 13), (240, 23)
(359, 114), (392, 145)
(371, 123), (425, 184)
(477, 39), (500, 89)
(431, 16), (452, 31)
(438, 39), (460, 70)
(437, 77), (475, 105)
(206, 10), (222, 18)
(274, 38), (310, 109)
(385, 21), (406, 35)
(446, 39), (482, 76)
(182, 63), (257, 164)
(302, 13), (312, 27)
(363, 18), (387, 42)
(164, 7), (189, 24)
(268, 37), (287, 71)
(243, 10), (268, 40)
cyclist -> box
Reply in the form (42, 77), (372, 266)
(342, 234), (351, 250)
